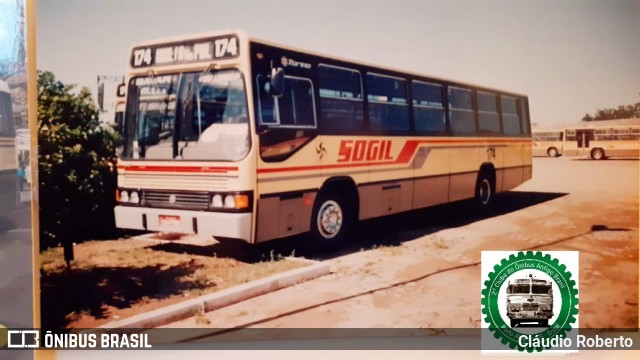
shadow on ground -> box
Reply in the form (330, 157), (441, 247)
(149, 191), (568, 262)
(40, 262), (208, 329)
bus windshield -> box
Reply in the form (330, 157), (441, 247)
(532, 284), (552, 294)
(508, 284), (530, 294)
(122, 69), (249, 161)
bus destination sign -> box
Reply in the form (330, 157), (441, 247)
(130, 35), (239, 68)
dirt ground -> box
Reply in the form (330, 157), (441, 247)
(163, 157), (638, 333)
(40, 237), (305, 328)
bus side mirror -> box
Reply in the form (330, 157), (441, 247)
(270, 67), (285, 97)
(117, 83), (126, 97)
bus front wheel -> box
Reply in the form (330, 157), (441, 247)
(310, 191), (354, 247)
(547, 147), (558, 157)
(591, 148), (605, 160)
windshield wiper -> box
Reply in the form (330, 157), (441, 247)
(176, 63), (218, 158)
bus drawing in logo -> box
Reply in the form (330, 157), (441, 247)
(506, 275), (553, 327)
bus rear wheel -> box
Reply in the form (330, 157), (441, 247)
(310, 191), (354, 248)
(475, 171), (495, 208)
(547, 147), (558, 157)
(591, 148), (605, 160)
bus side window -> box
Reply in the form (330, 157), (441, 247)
(448, 86), (475, 135)
(256, 74), (316, 128)
(519, 98), (531, 135)
(318, 64), (364, 132)
(412, 80), (445, 133)
(501, 96), (520, 135)
(477, 91), (500, 134)
(367, 73), (409, 132)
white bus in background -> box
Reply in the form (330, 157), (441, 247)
(0, 79), (17, 209)
(564, 125), (640, 160)
(114, 30), (532, 247)
(532, 129), (563, 157)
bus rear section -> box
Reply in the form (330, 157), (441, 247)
(532, 130), (563, 157)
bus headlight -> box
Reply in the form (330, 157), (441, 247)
(130, 191), (140, 204)
(209, 192), (251, 211)
(120, 190), (129, 203)
(224, 195), (235, 208)
(211, 194), (223, 208)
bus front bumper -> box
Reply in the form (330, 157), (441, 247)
(508, 311), (553, 320)
(114, 206), (252, 242)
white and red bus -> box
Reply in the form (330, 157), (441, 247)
(114, 30), (532, 246)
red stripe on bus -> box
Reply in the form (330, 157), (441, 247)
(257, 138), (530, 174)
(118, 165), (238, 173)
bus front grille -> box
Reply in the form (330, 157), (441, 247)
(142, 190), (210, 210)
(122, 173), (229, 191)
(522, 304), (539, 311)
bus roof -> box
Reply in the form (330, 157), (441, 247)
(565, 123), (640, 131)
(129, 29), (528, 98)
(532, 129), (564, 133)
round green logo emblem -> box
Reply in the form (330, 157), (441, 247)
(481, 251), (579, 352)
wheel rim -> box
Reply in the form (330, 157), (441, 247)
(478, 179), (491, 205)
(317, 200), (343, 239)
(594, 150), (603, 159)
(549, 148), (557, 157)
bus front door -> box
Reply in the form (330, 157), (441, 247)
(576, 129), (592, 157)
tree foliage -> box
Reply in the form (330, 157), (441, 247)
(582, 103), (640, 122)
(38, 71), (121, 249)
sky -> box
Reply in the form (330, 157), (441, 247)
(0, 0), (22, 69)
(36, 0), (640, 128)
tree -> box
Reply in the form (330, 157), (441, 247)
(581, 102), (640, 122)
(38, 71), (121, 267)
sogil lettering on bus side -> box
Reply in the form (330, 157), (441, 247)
(337, 140), (394, 162)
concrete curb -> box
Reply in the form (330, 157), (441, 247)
(96, 260), (330, 329)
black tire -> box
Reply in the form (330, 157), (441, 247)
(310, 190), (354, 248)
(539, 319), (549, 327)
(510, 319), (518, 328)
(475, 170), (495, 208)
(547, 147), (558, 157)
(591, 148), (605, 160)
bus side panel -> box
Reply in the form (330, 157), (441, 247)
(499, 142), (524, 192)
(523, 140), (533, 182)
(358, 180), (413, 220)
(256, 191), (316, 242)
(448, 145), (482, 202)
(412, 145), (450, 209)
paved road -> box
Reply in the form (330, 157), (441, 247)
(163, 157), (638, 333)
(0, 203), (33, 319)
(0, 202), (33, 360)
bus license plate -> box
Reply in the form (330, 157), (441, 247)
(159, 215), (181, 231)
